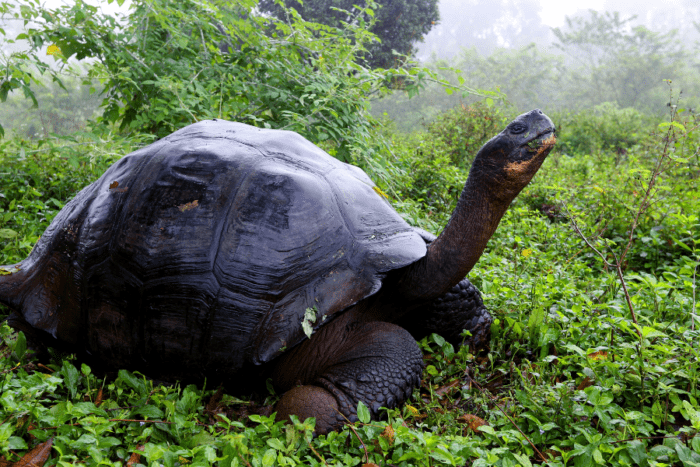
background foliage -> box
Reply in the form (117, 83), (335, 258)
(0, 0), (470, 162)
(258, 0), (440, 69)
(1, 0), (700, 465)
(372, 10), (700, 132)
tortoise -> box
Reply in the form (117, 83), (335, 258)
(0, 109), (556, 434)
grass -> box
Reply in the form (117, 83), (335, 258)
(1, 110), (699, 466)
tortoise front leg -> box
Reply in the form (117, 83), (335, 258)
(272, 316), (423, 434)
(398, 278), (493, 351)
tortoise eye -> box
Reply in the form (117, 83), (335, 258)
(510, 123), (527, 134)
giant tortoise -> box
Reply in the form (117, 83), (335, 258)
(0, 110), (556, 433)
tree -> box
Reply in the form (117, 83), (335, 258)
(0, 0), (458, 160)
(258, 0), (439, 69)
(552, 10), (688, 112)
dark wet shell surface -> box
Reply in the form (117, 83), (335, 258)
(13, 120), (426, 380)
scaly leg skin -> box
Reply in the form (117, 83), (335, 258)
(399, 278), (493, 351)
(273, 318), (423, 435)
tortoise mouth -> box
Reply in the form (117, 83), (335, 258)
(524, 128), (556, 152)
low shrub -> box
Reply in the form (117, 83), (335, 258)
(553, 102), (656, 159)
(425, 101), (510, 168)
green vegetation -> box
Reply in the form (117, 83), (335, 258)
(258, 0), (440, 69)
(372, 10), (700, 132)
(2, 0), (700, 465)
(0, 0), (475, 160)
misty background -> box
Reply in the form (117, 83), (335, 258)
(1, 0), (700, 137)
(417, 0), (700, 58)
(373, 0), (700, 130)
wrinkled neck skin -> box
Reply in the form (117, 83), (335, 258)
(396, 174), (512, 303)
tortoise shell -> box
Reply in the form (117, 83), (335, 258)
(11, 120), (426, 380)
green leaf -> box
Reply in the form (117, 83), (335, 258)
(117, 369), (146, 395)
(61, 361), (80, 399)
(627, 440), (647, 465)
(565, 343), (586, 356)
(7, 436), (27, 450)
(267, 438), (285, 451)
(431, 334), (445, 347)
(73, 434), (98, 448)
(13, 331), (27, 360)
(0, 228), (18, 239)
(356, 400), (370, 424)
(133, 405), (165, 419)
(262, 448), (277, 467)
(302, 306), (317, 338)
(641, 326), (666, 339)
(512, 452), (533, 467)
(528, 306), (545, 333)
(430, 446), (457, 465)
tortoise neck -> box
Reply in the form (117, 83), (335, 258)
(396, 177), (510, 302)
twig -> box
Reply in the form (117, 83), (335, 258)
(610, 434), (694, 445)
(608, 248), (639, 328)
(563, 204), (641, 335)
(307, 440), (328, 465)
(333, 408), (370, 463)
(37, 363), (54, 373)
(347, 423), (370, 464)
(470, 380), (547, 464)
(238, 452), (253, 467)
(618, 121), (675, 266)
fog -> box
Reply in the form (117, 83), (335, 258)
(417, 0), (700, 60)
(2, 0), (699, 137)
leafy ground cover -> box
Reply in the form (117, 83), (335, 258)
(1, 104), (699, 466)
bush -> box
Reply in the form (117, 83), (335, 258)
(522, 108), (700, 272)
(553, 102), (655, 158)
(425, 101), (510, 168)
(0, 0), (457, 163)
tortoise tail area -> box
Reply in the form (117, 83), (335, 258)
(0, 261), (29, 311)
(0, 180), (97, 342)
(1, 260), (77, 359)
(0, 252), (80, 342)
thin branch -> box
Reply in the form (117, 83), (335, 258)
(608, 248), (639, 328)
(470, 379), (547, 464)
(563, 194), (641, 334)
(306, 441), (328, 465)
(563, 204), (612, 268)
(619, 128), (674, 266)
(347, 423), (370, 463)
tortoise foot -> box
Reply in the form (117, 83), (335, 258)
(273, 319), (423, 434)
(275, 385), (340, 435)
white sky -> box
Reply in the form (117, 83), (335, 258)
(538, 0), (606, 27)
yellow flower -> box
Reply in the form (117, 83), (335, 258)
(46, 44), (61, 56)
(521, 248), (533, 258)
(405, 404), (419, 416)
(592, 185), (604, 194)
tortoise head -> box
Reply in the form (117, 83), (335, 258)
(394, 109), (556, 303)
(469, 109), (556, 201)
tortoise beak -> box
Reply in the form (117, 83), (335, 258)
(526, 128), (556, 153)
